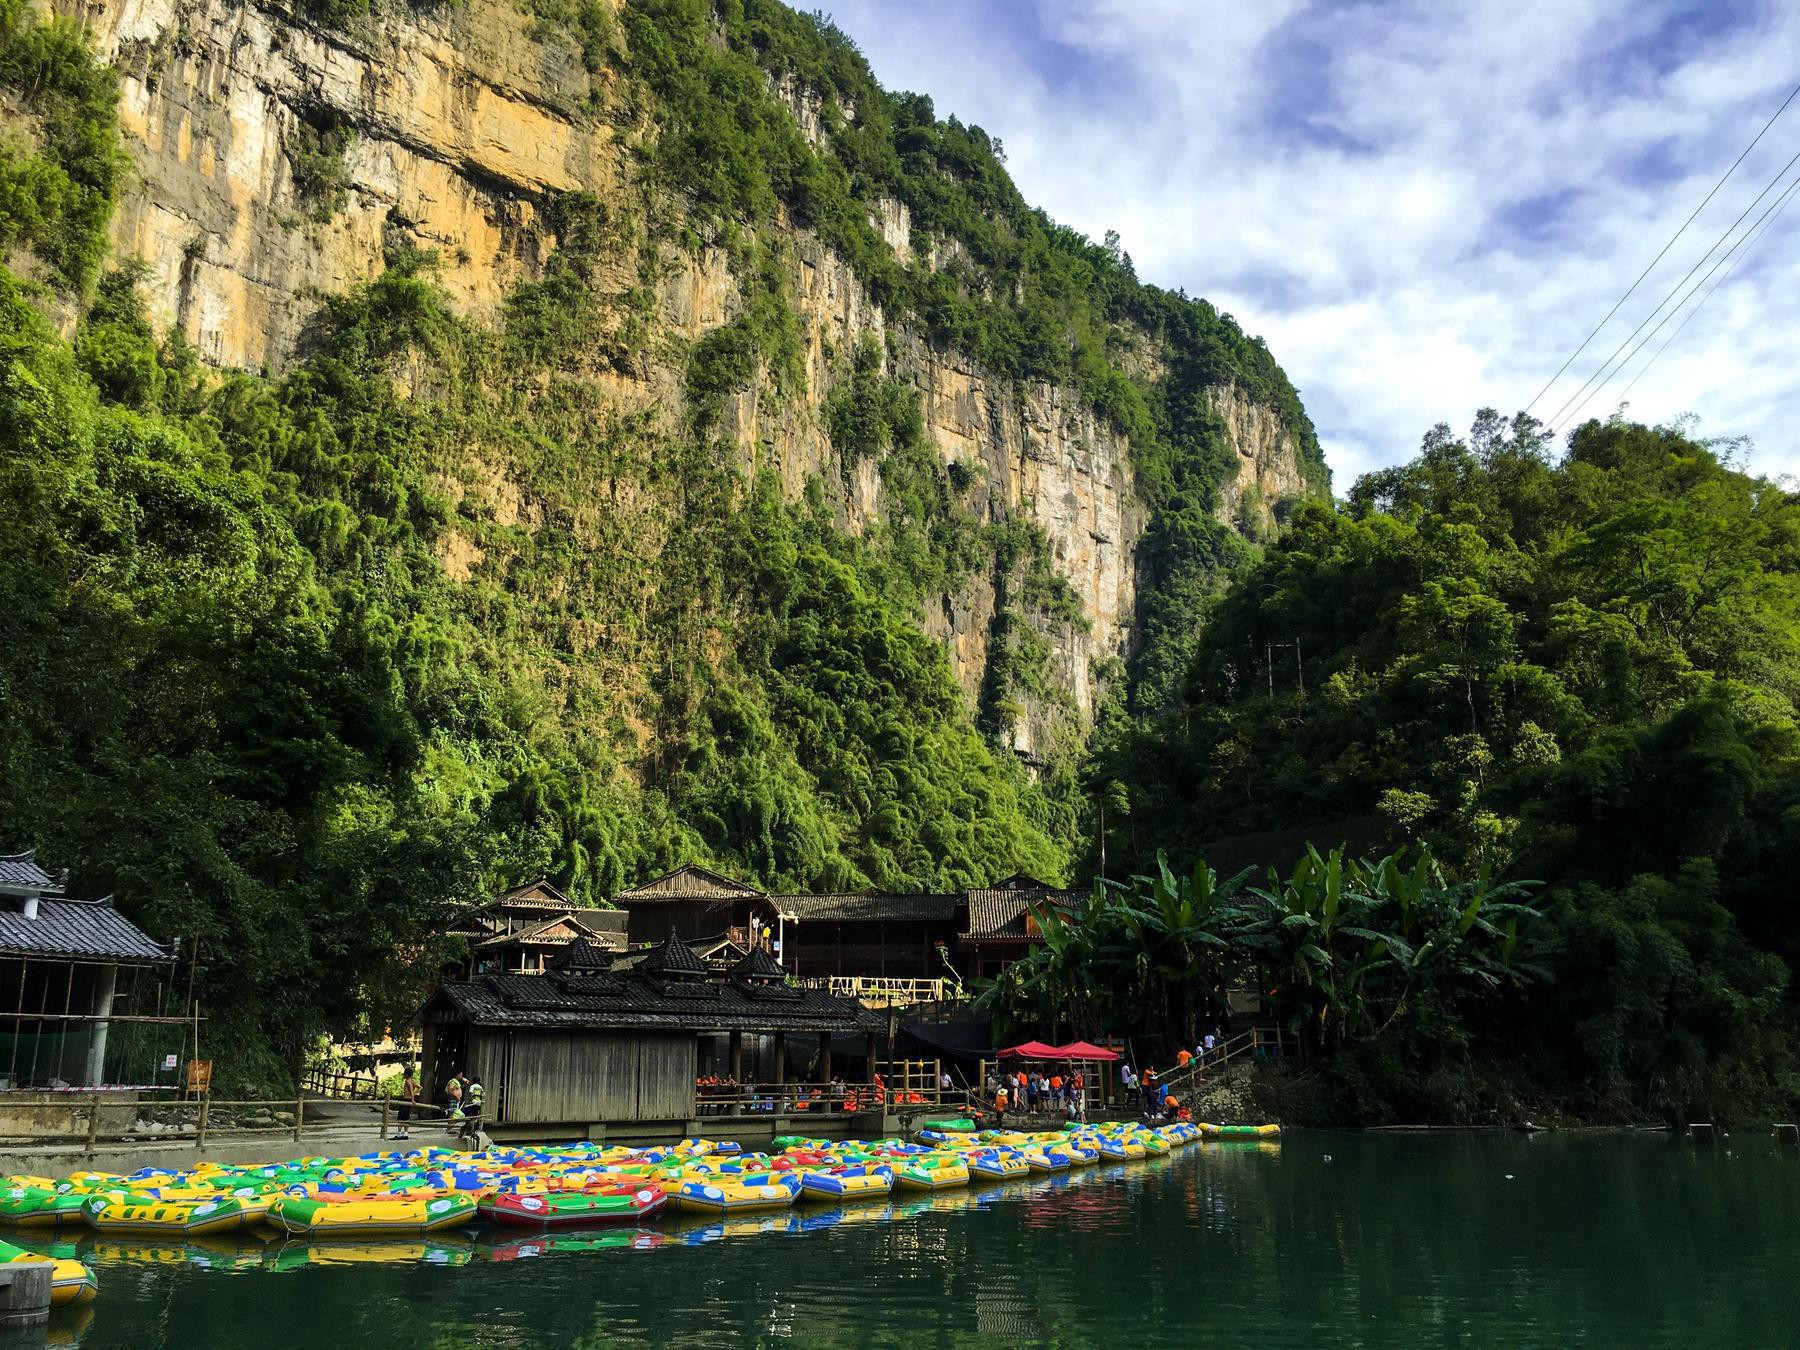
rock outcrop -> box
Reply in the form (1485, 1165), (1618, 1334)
(54, 0), (1315, 758)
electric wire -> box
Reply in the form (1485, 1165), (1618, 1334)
(1525, 77), (1800, 416)
(1555, 158), (1800, 431)
(1617, 172), (1800, 404)
(1544, 142), (1800, 432)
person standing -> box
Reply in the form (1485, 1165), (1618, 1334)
(395, 1067), (420, 1141)
(1203, 1030), (1217, 1064)
(994, 1081), (1009, 1125)
(459, 1070), (484, 1143)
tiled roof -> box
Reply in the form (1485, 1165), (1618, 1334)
(962, 888), (1083, 940)
(729, 946), (788, 982)
(428, 969), (880, 1034)
(555, 938), (618, 971)
(0, 898), (172, 962)
(492, 877), (575, 909)
(0, 851), (60, 895)
(777, 892), (958, 923)
(615, 864), (766, 903)
(643, 933), (710, 977)
(474, 912), (611, 949)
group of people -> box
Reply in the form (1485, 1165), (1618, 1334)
(988, 1067), (1087, 1124)
(1174, 1027), (1227, 1072)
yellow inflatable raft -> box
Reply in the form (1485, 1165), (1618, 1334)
(0, 1239), (96, 1308)
(894, 1157), (970, 1192)
(81, 1193), (249, 1238)
(269, 1194), (478, 1236)
(672, 1178), (797, 1216)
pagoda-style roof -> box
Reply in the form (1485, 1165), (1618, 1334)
(729, 946), (788, 983)
(493, 877), (577, 909)
(474, 913), (612, 950)
(614, 864), (766, 904)
(0, 897), (173, 962)
(642, 932), (711, 978)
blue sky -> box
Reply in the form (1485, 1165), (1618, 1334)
(822, 1), (1800, 487)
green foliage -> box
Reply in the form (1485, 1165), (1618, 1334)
(0, 0), (123, 290)
(1106, 410), (1800, 1119)
(288, 108), (354, 222)
(982, 843), (1542, 1065)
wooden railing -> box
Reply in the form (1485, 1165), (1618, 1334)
(796, 975), (954, 1005)
(301, 1067), (384, 1100)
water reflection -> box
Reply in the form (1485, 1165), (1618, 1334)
(41, 1133), (1800, 1348)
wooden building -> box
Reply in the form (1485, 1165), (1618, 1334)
(448, 878), (627, 977)
(0, 851), (178, 1090)
(611, 865), (781, 948)
(958, 873), (1085, 980)
(776, 892), (959, 982)
(418, 935), (880, 1137)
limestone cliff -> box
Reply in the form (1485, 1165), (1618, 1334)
(51, 0), (1321, 759)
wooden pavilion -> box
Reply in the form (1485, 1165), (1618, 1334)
(418, 935), (883, 1140)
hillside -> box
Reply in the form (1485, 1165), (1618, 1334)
(0, 0), (1324, 1083)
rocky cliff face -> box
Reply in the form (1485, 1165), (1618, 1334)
(54, 0), (1315, 758)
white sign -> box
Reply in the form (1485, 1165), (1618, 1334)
(162, 1054), (178, 1070)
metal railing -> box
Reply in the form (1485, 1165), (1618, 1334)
(1149, 1027), (1287, 1100)
(690, 1079), (969, 1117)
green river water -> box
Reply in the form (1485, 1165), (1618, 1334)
(41, 1131), (1800, 1347)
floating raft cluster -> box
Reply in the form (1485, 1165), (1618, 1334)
(1, 1119), (1278, 1310)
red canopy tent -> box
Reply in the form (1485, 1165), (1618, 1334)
(997, 1040), (1120, 1061)
(996, 1041), (1063, 1059)
(1052, 1040), (1120, 1062)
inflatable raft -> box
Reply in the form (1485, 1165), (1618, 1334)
(269, 1194), (478, 1236)
(795, 1166), (893, 1203)
(1198, 1122), (1282, 1138)
(894, 1157), (970, 1192)
(672, 1177), (798, 1216)
(479, 1187), (667, 1227)
(0, 1238), (97, 1308)
(80, 1193), (248, 1238)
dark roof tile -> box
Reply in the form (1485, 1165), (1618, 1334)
(777, 892), (958, 922)
(0, 852), (59, 895)
(0, 898), (172, 962)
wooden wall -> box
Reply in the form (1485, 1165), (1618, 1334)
(487, 1029), (696, 1124)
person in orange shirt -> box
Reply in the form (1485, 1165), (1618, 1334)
(1176, 1047), (1193, 1070)
(1049, 1073), (1063, 1108)
(994, 1083), (1009, 1124)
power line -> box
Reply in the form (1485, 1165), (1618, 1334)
(1618, 172), (1800, 403)
(1525, 77), (1800, 416)
(1556, 160), (1800, 430)
(1544, 142), (1800, 433)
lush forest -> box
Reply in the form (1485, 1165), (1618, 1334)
(1088, 412), (1800, 1121)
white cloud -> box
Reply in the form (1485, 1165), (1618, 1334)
(824, 0), (1800, 485)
